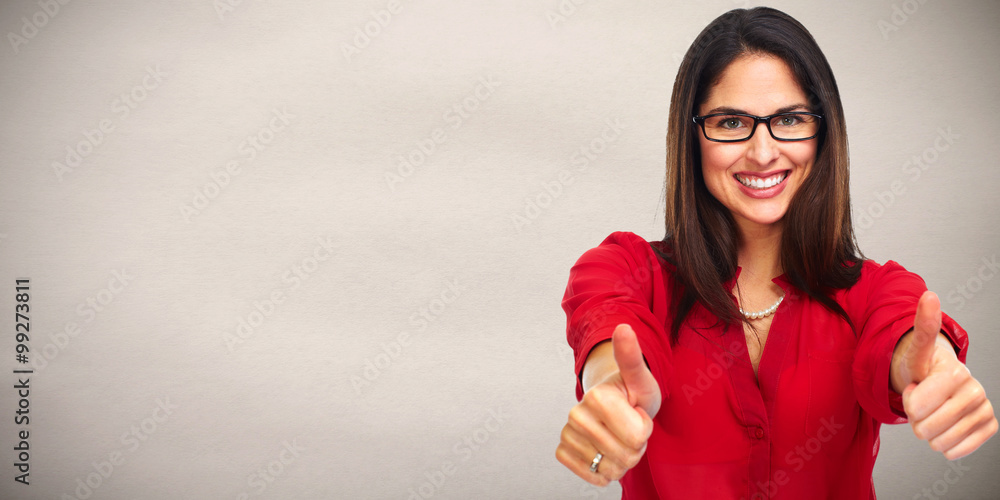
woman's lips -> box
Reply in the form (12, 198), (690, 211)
(733, 170), (789, 198)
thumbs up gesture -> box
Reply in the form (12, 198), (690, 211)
(556, 324), (661, 486)
(891, 291), (998, 459)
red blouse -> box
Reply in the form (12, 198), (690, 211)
(562, 232), (968, 499)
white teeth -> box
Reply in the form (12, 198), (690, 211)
(736, 172), (787, 189)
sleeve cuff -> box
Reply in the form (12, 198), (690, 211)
(877, 312), (970, 422)
(879, 316), (913, 423)
(573, 316), (669, 402)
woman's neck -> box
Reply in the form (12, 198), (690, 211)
(736, 220), (784, 282)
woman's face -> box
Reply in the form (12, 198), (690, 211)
(697, 54), (817, 231)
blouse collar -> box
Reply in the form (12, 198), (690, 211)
(727, 266), (793, 293)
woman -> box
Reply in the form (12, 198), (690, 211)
(555, 7), (996, 499)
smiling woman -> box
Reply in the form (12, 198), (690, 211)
(554, 6), (997, 499)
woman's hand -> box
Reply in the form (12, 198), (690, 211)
(891, 291), (998, 459)
(556, 324), (661, 486)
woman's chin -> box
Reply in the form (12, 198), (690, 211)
(735, 212), (786, 230)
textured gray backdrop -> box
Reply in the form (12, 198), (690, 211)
(1, 0), (998, 498)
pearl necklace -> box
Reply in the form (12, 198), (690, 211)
(739, 294), (784, 320)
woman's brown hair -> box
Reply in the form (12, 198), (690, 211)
(659, 7), (863, 344)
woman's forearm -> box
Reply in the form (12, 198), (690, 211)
(890, 330), (957, 393)
(582, 340), (618, 393)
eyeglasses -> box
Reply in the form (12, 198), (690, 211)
(692, 112), (824, 142)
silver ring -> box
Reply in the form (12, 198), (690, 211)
(589, 452), (603, 473)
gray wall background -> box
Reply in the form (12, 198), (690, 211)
(1, 0), (998, 498)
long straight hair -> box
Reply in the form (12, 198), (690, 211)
(659, 7), (863, 344)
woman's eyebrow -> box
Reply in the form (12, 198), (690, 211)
(774, 103), (811, 114)
(702, 103), (811, 115)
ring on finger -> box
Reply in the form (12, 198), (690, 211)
(589, 452), (603, 473)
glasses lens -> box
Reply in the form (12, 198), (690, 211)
(769, 113), (820, 140)
(702, 115), (755, 141)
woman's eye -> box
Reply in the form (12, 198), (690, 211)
(721, 118), (743, 129)
(777, 115), (801, 127)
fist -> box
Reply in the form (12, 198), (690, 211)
(895, 291), (998, 459)
(556, 324), (661, 486)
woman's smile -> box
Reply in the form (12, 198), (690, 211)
(733, 170), (790, 198)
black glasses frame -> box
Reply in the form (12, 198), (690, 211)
(691, 112), (824, 143)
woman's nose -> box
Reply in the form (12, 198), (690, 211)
(745, 122), (781, 166)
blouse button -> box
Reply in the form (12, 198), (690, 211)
(754, 427), (765, 439)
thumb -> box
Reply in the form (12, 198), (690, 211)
(904, 291), (943, 383)
(612, 323), (661, 418)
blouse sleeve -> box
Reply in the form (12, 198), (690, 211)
(850, 260), (969, 424)
(561, 232), (674, 401)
